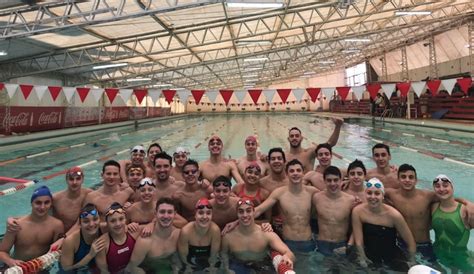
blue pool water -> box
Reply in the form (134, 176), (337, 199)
(0, 113), (473, 273)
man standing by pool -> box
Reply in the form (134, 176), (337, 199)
(303, 143), (334, 190)
(286, 117), (343, 173)
(0, 186), (64, 267)
(237, 135), (268, 176)
(200, 135), (245, 185)
(367, 143), (399, 189)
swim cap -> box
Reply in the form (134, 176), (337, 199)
(208, 135), (222, 144)
(364, 178), (385, 194)
(131, 145), (146, 155)
(31, 185), (53, 203)
(174, 147), (189, 156)
(195, 198), (212, 209)
(245, 162), (261, 173)
(245, 136), (257, 143)
(66, 166), (83, 178)
(433, 174), (453, 185)
(237, 198), (255, 208)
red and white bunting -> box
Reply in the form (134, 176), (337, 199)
(457, 78), (472, 95)
(248, 89), (262, 104)
(76, 87), (90, 103)
(366, 83), (381, 99)
(19, 84), (34, 100)
(133, 89), (147, 104)
(191, 90), (205, 104)
(306, 88), (321, 102)
(119, 89), (133, 103)
(234, 90), (247, 103)
(63, 87), (76, 103)
(321, 87), (335, 99)
(381, 83), (395, 99)
(34, 85), (48, 101)
(48, 86), (62, 102)
(177, 89), (190, 103)
(90, 88), (104, 103)
(263, 89), (276, 102)
(147, 89), (161, 104)
(277, 89), (291, 103)
(219, 89), (234, 105)
(396, 82), (411, 97)
(206, 90), (219, 103)
(5, 84), (19, 99)
(104, 88), (119, 103)
(411, 82), (425, 97)
(292, 88), (305, 102)
(441, 79), (457, 95)
(351, 86), (365, 101)
(426, 80), (441, 96)
(162, 89), (176, 104)
(0, 83), (4, 90)
(336, 86), (351, 100)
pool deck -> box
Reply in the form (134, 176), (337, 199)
(312, 112), (474, 135)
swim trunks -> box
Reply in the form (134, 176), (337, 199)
(316, 240), (347, 256)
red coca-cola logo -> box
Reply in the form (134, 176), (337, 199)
(38, 112), (60, 125)
(3, 112), (30, 128)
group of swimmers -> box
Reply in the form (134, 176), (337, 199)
(0, 116), (473, 273)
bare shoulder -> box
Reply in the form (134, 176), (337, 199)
(304, 185), (319, 194)
(210, 222), (221, 234)
(53, 190), (66, 200)
(386, 204), (404, 219)
(83, 188), (93, 194)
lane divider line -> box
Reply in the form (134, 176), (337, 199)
(26, 151), (50, 158)
(431, 138), (449, 143)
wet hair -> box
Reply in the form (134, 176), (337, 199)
(268, 147), (286, 162)
(288, 127), (301, 134)
(105, 202), (125, 221)
(315, 143), (332, 155)
(182, 159), (199, 170)
(153, 152), (173, 166)
(147, 143), (162, 154)
(102, 160), (120, 173)
(347, 159), (367, 175)
(213, 176), (232, 189)
(372, 143), (390, 155)
(285, 159), (304, 172)
(323, 166), (342, 179)
(398, 164), (417, 178)
(156, 197), (177, 211)
(126, 162), (146, 175)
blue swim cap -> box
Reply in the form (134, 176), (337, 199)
(31, 185), (53, 203)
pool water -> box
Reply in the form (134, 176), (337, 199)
(0, 113), (473, 273)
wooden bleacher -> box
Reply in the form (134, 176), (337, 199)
(444, 97), (474, 120)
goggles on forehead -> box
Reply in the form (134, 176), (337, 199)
(67, 171), (82, 178)
(80, 209), (98, 219)
(433, 177), (451, 184)
(138, 179), (156, 188)
(105, 207), (126, 218)
(128, 167), (143, 174)
(196, 204), (213, 210)
(132, 148), (146, 154)
(213, 180), (231, 188)
(365, 182), (383, 189)
(237, 199), (254, 207)
(183, 169), (198, 175)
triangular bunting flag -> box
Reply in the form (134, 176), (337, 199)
(381, 83), (395, 99)
(263, 89), (276, 102)
(133, 89), (147, 104)
(19, 84), (34, 100)
(0, 83), (4, 90)
(34, 85), (48, 101)
(177, 89), (190, 103)
(306, 88), (321, 102)
(441, 79), (457, 95)
(76, 87), (90, 103)
(63, 87), (76, 103)
(234, 90), (247, 103)
(119, 89), (133, 103)
(48, 86), (62, 101)
(248, 89), (262, 104)
(292, 88), (305, 102)
(351, 86), (365, 101)
(104, 88), (119, 103)
(411, 82), (425, 98)
(5, 84), (18, 99)
(206, 90), (219, 103)
(426, 80), (441, 96)
(219, 89), (234, 105)
(277, 89), (292, 103)
(148, 89), (161, 104)
(321, 87), (335, 99)
(336, 86), (351, 100)
(162, 89), (176, 104)
(456, 78), (472, 95)
(191, 90), (205, 104)
(396, 82), (411, 97)
(91, 88), (104, 103)
(366, 83), (381, 100)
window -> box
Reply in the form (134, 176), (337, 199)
(345, 62), (367, 87)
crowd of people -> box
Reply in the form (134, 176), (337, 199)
(0, 116), (473, 273)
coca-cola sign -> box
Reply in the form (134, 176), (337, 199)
(38, 112), (61, 125)
(0, 107), (64, 135)
(2, 112), (31, 128)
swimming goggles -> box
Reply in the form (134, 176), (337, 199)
(138, 179), (156, 188)
(433, 178), (451, 184)
(128, 167), (143, 174)
(67, 172), (82, 179)
(365, 182), (383, 189)
(237, 199), (254, 207)
(105, 207), (126, 217)
(80, 209), (98, 219)
(183, 169), (198, 175)
(213, 180), (232, 188)
(132, 148), (146, 154)
(196, 204), (213, 210)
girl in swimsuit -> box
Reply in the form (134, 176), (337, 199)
(352, 178), (416, 272)
(60, 203), (104, 273)
(127, 177), (157, 225)
(178, 198), (221, 273)
(431, 174), (473, 272)
(232, 163), (271, 224)
(95, 202), (140, 274)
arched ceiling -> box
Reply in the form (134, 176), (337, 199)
(0, 0), (472, 89)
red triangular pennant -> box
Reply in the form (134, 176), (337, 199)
(456, 78), (472, 95)
(76, 87), (90, 102)
(396, 82), (411, 97)
(105, 88), (119, 103)
(19, 84), (34, 100)
(335, 86), (351, 100)
(191, 90), (205, 104)
(134, 89), (147, 104)
(162, 89), (177, 104)
(0, 83), (4, 90)
(306, 88), (321, 102)
(366, 83), (381, 100)
(426, 80), (441, 96)
(48, 86), (62, 101)
(248, 89), (262, 104)
(277, 89), (291, 103)
(219, 89), (233, 105)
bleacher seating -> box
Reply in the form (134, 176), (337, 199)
(444, 97), (474, 120)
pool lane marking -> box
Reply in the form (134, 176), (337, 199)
(431, 138), (449, 143)
(70, 143), (86, 148)
(402, 133), (415, 137)
(444, 157), (474, 167)
(382, 129), (391, 132)
(26, 151), (50, 158)
(0, 180), (38, 196)
(399, 146), (418, 152)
